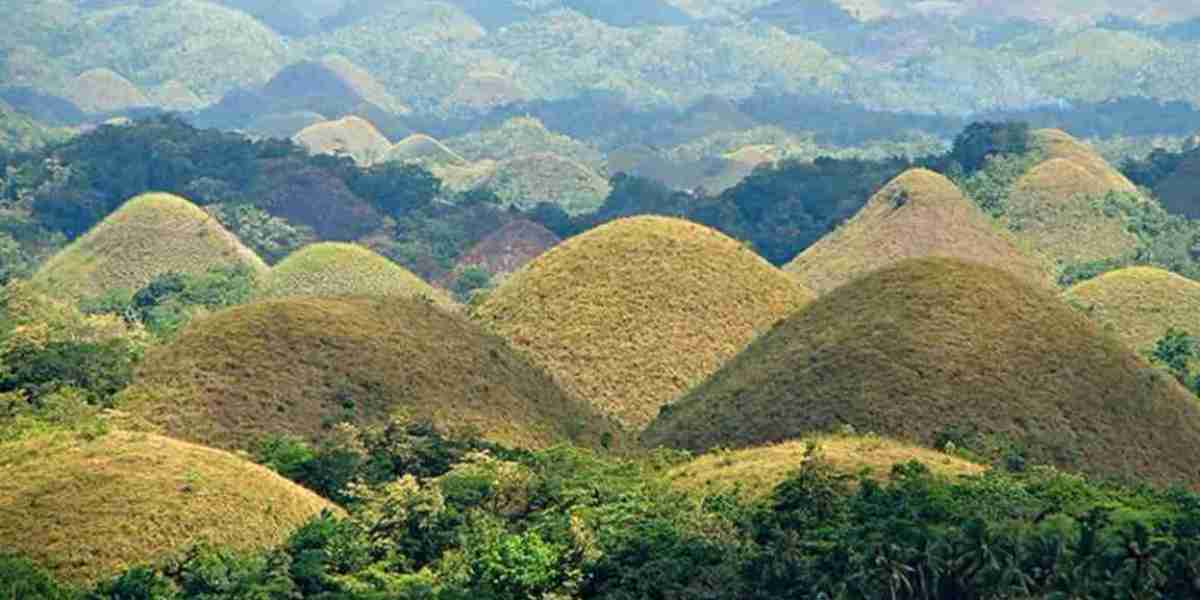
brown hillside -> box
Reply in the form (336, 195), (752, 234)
(262, 242), (454, 307)
(784, 168), (1053, 294)
(447, 71), (529, 111)
(643, 258), (1200, 485)
(293, 115), (391, 165)
(320, 54), (410, 115)
(475, 216), (814, 429)
(1031, 128), (1137, 193)
(119, 296), (615, 451)
(440, 219), (560, 286)
(1064, 266), (1200, 353)
(67, 68), (150, 114)
(0, 430), (336, 584)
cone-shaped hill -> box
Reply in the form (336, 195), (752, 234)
(293, 115), (391, 165)
(669, 435), (985, 501)
(0, 430), (336, 584)
(1064, 267), (1200, 354)
(474, 216), (815, 429)
(1030, 128), (1137, 193)
(66, 68), (150, 114)
(784, 169), (1053, 294)
(643, 258), (1200, 484)
(119, 296), (615, 451)
(384, 133), (468, 166)
(33, 193), (268, 300)
(485, 152), (611, 215)
(261, 242), (454, 307)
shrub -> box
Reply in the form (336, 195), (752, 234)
(0, 554), (78, 600)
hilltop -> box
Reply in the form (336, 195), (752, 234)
(485, 152), (611, 215)
(119, 296), (615, 451)
(261, 242), (454, 306)
(1030, 128), (1137, 193)
(32, 193), (268, 300)
(785, 169), (1053, 294)
(385, 133), (469, 166)
(445, 116), (604, 170)
(65, 68), (149, 114)
(474, 216), (814, 429)
(1064, 266), (1200, 353)
(643, 258), (1200, 484)
(293, 115), (392, 165)
(0, 430), (336, 584)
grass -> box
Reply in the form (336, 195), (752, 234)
(485, 152), (612, 215)
(445, 71), (530, 111)
(66, 68), (149, 114)
(784, 168), (1055, 294)
(293, 115), (392, 166)
(441, 219), (560, 286)
(474, 216), (814, 430)
(668, 434), (985, 501)
(642, 257), (1200, 485)
(32, 193), (269, 301)
(384, 133), (469, 166)
(261, 242), (454, 308)
(444, 116), (604, 170)
(1065, 266), (1200, 354)
(0, 429), (337, 584)
(320, 54), (410, 116)
(118, 295), (617, 451)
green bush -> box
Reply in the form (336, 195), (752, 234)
(0, 554), (77, 600)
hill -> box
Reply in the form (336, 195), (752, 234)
(245, 110), (326, 139)
(485, 152), (611, 215)
(292, 115), (391, 165)
(1030, 128), (1137, 193)
(64, 68), (149, 114)
(474, 216), (814, 429)
(784, 169), (1053, 294)
(1064, 266), (1200, 353)
(0, 430), (336, 584)
(261, 242), (453, 306)
(643, 258), (1200, 485)
(445, 116), (604, 169)
(440, 219), (560, 286)
(445, 71), (531, 111)
(384, 133), (469, 166)
(669, 435), (985, 501)
(119, 296), (615, 451)
(32, 193), (268, 300)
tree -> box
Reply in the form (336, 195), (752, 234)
(950, 121), (1032, 174)
(1150, 328), (1196, 387)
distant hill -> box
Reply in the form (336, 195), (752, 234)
(485, 152), (611, 214)
(245, 110), (326, 139)
(750, 0), (858, 33)
(0, 430), (336, 584)
(64, 68), (149, 114)
(440, 219), (560, 286)
(560, 0), (694, 26)
(475, 216), (814, 429)
(293, 115), (392, 165)
(446, 116), (604, 170)
(1064, 266), (1200, 353)
(33, 193), (268, 300)
(785, 169), (1053, 294)
(262, 242), (454, 306)
(1152, 149), (1200, 218)
(385, 133), (469, 166)
(0, 99), (68, 151)
(643, 257), (1200, 485)
(120, 296), (616, 450)
(445, 71), (531, 112)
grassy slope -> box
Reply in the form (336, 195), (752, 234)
(293, 115), (392, 166)
(261, 242), (454, 307)
(445, 116), (605, 170)
(475, 216), (814, 429)
(0, 430), (336, 584)
(119, 296), (616, 451)
(385, 133), (469, 166)
(643, 257), (1200, 485)
(66, 68), (149, 114)
(1065, 266), (1200, 353)
(669, 434), (985, 500)
(485, 152), (611, 215)
(32, 193), (268, 300)
(785, 168), (1054, 294)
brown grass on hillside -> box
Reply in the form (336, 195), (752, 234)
(32, 193), (268, 300)
(439, 219), (560, 286)
(384, 133), (469, 166)
(118, 296), (616, 451)
(320, 54), (410, 115)
(474, 216), (814, 430)
(261, 242), (454, 307)
(643, 257), (1200, 485)
(67, 68), (150, 114)
(784, 168), (1054, 294)
(0, 430), (336, 584)
(446, 71), (530, 111)
(1065, 266), (1200, 353)
(293, 115), (392, 166)
(1031, 128), (1137, 193)
(669, 434), (985, 500)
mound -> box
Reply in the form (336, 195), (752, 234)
(669, 435), (984, 500)
(1152, 151), (1200, 218)
(149, 79), (204, 112)
(66, 68), (149, 114)
(1030, 128), (1137, 193)
(385, 133), (468, 166)
(784, 169), (1053, 294)
(445, 116), (604, 169)
(0, 430), (336, 584)
(246, 110), (326, 140)
(485, 152), (611, 215)
(441, 219), (560, 285)
(1007, 157), (1140, 265)
(319, 54), (410, 115)
(643, 258), (1200, 485)
(446, 71), (530, 111)
(475, 216), (814, 429)
(293, 115), (391, 166)
(119, 296), (614, 451)
(262, 242), (453, 306)
(1065, 267), (1200, 353)
(33, 193), (268, 300)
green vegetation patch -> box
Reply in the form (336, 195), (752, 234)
(476, 216), (814, 429)
(485, 152), (611, 215)
(261, 242), (454, 307)
(644, 257), (1200, 485)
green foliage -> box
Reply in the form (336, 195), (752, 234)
(954, 149), (1043, 217)
(949, 121), (1033, 174)
(346, 162), (441, 221)
(0, 232), (33, 285)
(1149, 328), (1197, 387)
(449, 266), (491, 303)
(0, 554), (78, 600)
(0, 338), (134, 406)
(98, 265), (257, 338)
(204, 204), (315, 265)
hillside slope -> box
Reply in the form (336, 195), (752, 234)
(1064, 266), (1200, 353)
(261, 242), (453, 306)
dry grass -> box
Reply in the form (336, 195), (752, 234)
(320, 54), (410, 115)
(1065, 266), (1200, 353)
(785, 168), (1055, 294)
(0, 429), (337, 584)
(1031, 128), (1138, 193)
(66, 68), (149, 114)
(475, 216), (814, 430)
(643, 257), (1200, 485)
(118, 296), (617, 451)
(441, 219), (560, 286)
(32, 193), (268, 300)
(293, 115), (392, 166)
(668, 434), (985, 501)
(485, 152), (611, 215)
(446, 71), (530, 111)
(261, 242), (454, 307)
(384, 133), (469, 166)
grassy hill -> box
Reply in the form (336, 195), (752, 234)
(119, 296), (615, 451)
(643, 257), (1200, 485)
(32, 193), (268, 301)
(445, 71), (531, 111)
(293, 115), (392, 165)
(0, 430), (336, 584)
(385, 133), (469, 166)
(785, 168), (1054, 294)
(1030, 129), (1137, 193)
(1064, 266), (1200, 353)
(261, 242), (453, 306)
(445, 116), (604, 170)
(246, 110), (326, 139)
(474, 216), (814, 429)
(485, 152), (611, 215)
(65, 68), (149, 114)
(669, 434), (985, 501)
